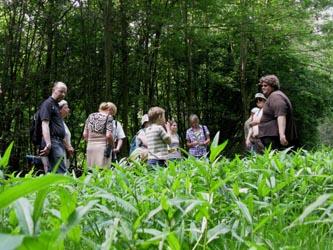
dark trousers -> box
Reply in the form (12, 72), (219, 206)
(260, 136), (299, 152)
(260, 136), (280, 151)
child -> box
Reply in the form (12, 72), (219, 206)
(145, 107), (171, 167)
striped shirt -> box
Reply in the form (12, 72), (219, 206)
(146, 124), (170, 160)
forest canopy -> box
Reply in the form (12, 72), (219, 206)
(0, 0), (332, 171)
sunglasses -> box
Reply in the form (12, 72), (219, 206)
(256, 98), (265, 102)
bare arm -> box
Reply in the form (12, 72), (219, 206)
(246, 127), (254, 148)
(39, 120), (51, 156)
(83, 129), (89, 141)
(164, 122), (172, 145)
(277, 115), (288, 146)
(113, 138), (123, 153)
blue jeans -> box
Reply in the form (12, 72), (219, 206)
(168, 158), (182, 162)
(42, 137), (67, 174)
(147, 159), (167, 168)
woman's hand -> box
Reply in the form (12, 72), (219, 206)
(280, 134), (288, 146)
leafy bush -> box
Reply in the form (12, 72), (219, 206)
(1, 140), (333, 249)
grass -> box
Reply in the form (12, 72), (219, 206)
(1, 137), (333, 249)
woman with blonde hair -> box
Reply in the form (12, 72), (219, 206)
(83, 102), (115, 170)
(186, 114), (210, 159)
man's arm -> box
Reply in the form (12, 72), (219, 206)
(113, 138), (123, 154)
(113, 122), (125, 153)
(39, 120), (52, 156)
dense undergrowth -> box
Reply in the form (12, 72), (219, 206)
(1, 136), (333, 250)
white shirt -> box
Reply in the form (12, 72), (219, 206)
(112, 120), (126, 141)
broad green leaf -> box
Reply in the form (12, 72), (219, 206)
(233, 182), (239, 197)
(0, 142), (14, 169)
(67, 225), (81, 243)
(90, 192), (138, 215)
(257, 177), (270, 197)
(14, 198), (34, 236)
(207, 223), (230, 243)
(0, 234), (24, 250)
(59, 199), (99, 241)
(209, 132), (228, 162)
(166, 232), (181, 250)
(147, 205), (163, 221)
(133, 212), (146, 231)
(101, 218), (120, 250)
(32, 188), (49, 236)
(0, 175), (73, 209)
(236, 201), (252, 224)
(161, 195), (169, 210)
(297, 194), (332, 223)
(137, 228), (164, 237)
(183, 200), (204, 216)
(17, 230), (62, 250)
(253, 212), (277, 233)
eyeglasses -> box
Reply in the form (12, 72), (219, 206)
(256, 98), (265, 102)
(260, 84), (268, 88)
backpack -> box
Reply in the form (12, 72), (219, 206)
(129, 135), (137, 155)
(30, 109), (43, 146)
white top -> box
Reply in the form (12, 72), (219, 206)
(253, 109), (263, 137)
(112, 120), (126, 141)
(168, 134), (181, 159)
(63, 121), (71, 168)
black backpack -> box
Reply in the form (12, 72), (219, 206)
(30, 109), (43, 146)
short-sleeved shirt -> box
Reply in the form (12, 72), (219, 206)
(112, 120), (126, 141)
(39, 96), (65, 139)
(136, 128), (147, 148)
(84, 113), (113, 134)
(168, 134), (182, 160)
(146, 124), (170, 160)
(186, 125), (210, 158)
(259, 90), (297, 143)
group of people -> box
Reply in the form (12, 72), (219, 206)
(36, 74), (297, 174)
(84, 105), (210, 169)
(244, 74), (298, 154)
(127, 109), (211, 168)
(37, 81), (211, 173)
(37, 82), (127, 173)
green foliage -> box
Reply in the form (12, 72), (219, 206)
(0, 143), (333, 249)
(0, 141), (14, 168)
(0, 0), (333, 174)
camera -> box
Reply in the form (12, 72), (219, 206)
(104, 144), (111, 158)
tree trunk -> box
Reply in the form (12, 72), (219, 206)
(104, 0), (114, 100)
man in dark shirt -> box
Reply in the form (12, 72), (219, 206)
(39, 81), (68, 173)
